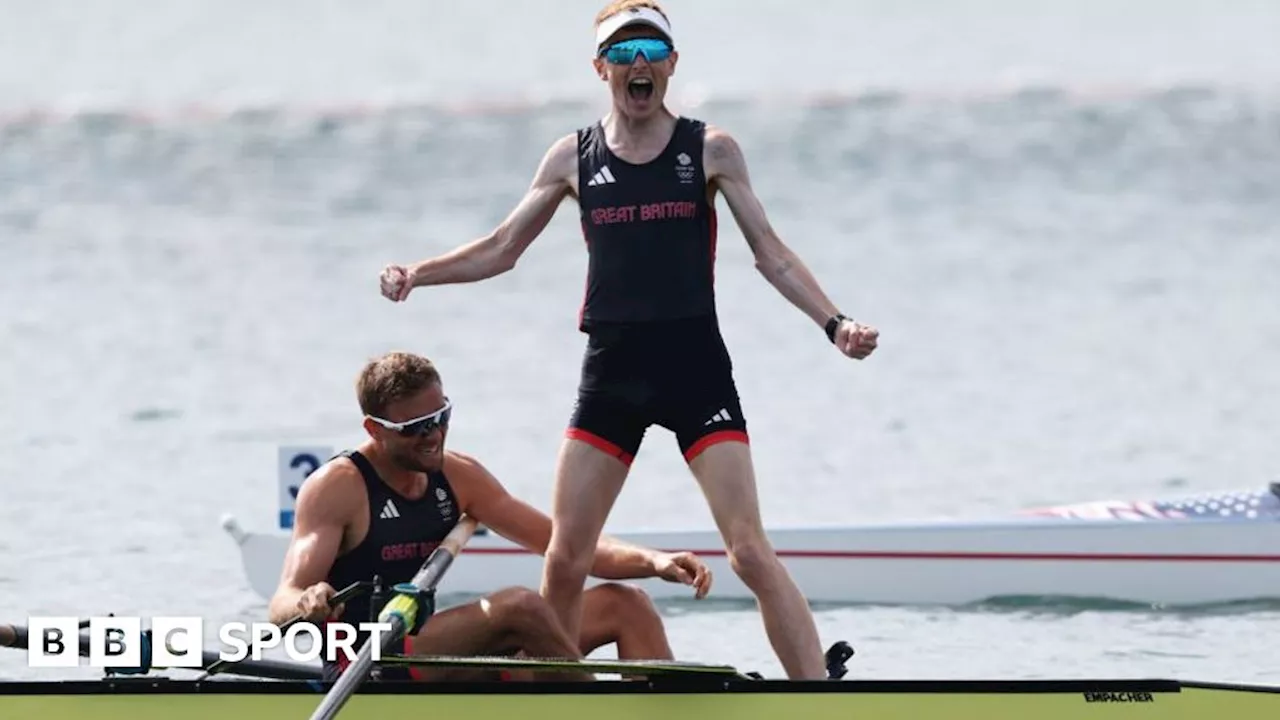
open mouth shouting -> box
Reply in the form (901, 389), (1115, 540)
(627, 77), (654, 102)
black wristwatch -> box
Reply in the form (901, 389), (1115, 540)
(825, 313), (851, 343)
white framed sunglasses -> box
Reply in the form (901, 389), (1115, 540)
(366, 398), (452, 437)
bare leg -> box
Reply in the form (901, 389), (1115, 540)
(539, 437), (630, 646)
(577, 582), (673, 660)
(408, 586), (590, 681)
(687, 440), (825, 680)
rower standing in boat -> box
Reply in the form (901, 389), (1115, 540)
(268, 351), (712, 682)
(376, 0), (877, 680)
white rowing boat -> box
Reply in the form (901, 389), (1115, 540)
(10, 491), (1279, 720)
(222, 447), (1280, 607)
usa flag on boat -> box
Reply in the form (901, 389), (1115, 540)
(1022, 484), (1280, 522)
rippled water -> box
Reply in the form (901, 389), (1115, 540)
(2, 0), (1277, 685)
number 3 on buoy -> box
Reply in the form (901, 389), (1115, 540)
(277, 446), (333, 529)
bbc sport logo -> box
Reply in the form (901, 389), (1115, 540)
(26, 616), (394, 669)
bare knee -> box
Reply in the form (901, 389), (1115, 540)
(543, 542), (594, 586)
(488, 587), (556, 631)
(725, 532), (779, 588)
(545, 437), (629, 579)
(591, 582), (660, 622)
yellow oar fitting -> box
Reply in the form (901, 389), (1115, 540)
(377, 583), (436, 635)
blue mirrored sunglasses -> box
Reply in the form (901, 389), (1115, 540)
(599, 38), (673, 65)
(367, 398), (452, 437)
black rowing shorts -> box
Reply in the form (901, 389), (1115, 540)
(567, 316), (749, 466)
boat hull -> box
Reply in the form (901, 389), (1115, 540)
(223, 515), (1280, 606)
(231, 449), (1280, 606)
(2, 678), (1277, 720)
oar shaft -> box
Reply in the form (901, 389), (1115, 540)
(379, 653), (747, 677)
(307, 515), (478, 720)
(376, 517), (478, 634)
(432, 515), (478, 559)
(307, 616), (405, 720)
(201, 580), (371, 679)
(175, 653), (323, 681)
(1, 622), (322, 681)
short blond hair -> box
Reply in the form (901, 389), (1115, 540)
(594, 0), (670, 28)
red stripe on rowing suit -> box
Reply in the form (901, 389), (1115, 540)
(462, 547), (1280, 563)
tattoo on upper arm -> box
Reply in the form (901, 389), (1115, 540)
(776, 258), (795, 275)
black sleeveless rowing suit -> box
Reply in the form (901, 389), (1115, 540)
(570, 116), (748, 465)
(317, 450), (460, 682)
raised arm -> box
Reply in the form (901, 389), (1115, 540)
(444, 452), (711, 598)
(704, 125), (878, 358)
(380, 133), (578, 300)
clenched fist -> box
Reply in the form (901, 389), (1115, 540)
(834, 319), (878, 360)
(295, 582), (344, 622)
(379, 264), (414, 302)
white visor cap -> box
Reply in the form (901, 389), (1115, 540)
(595, 6), (674, 49)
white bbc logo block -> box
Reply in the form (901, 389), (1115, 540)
(88, 616), (142, 669)
(26, 617), (81, 668)
(151, 617), (204, 668)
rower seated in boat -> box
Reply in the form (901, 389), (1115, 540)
(267, 351), (712, 682)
